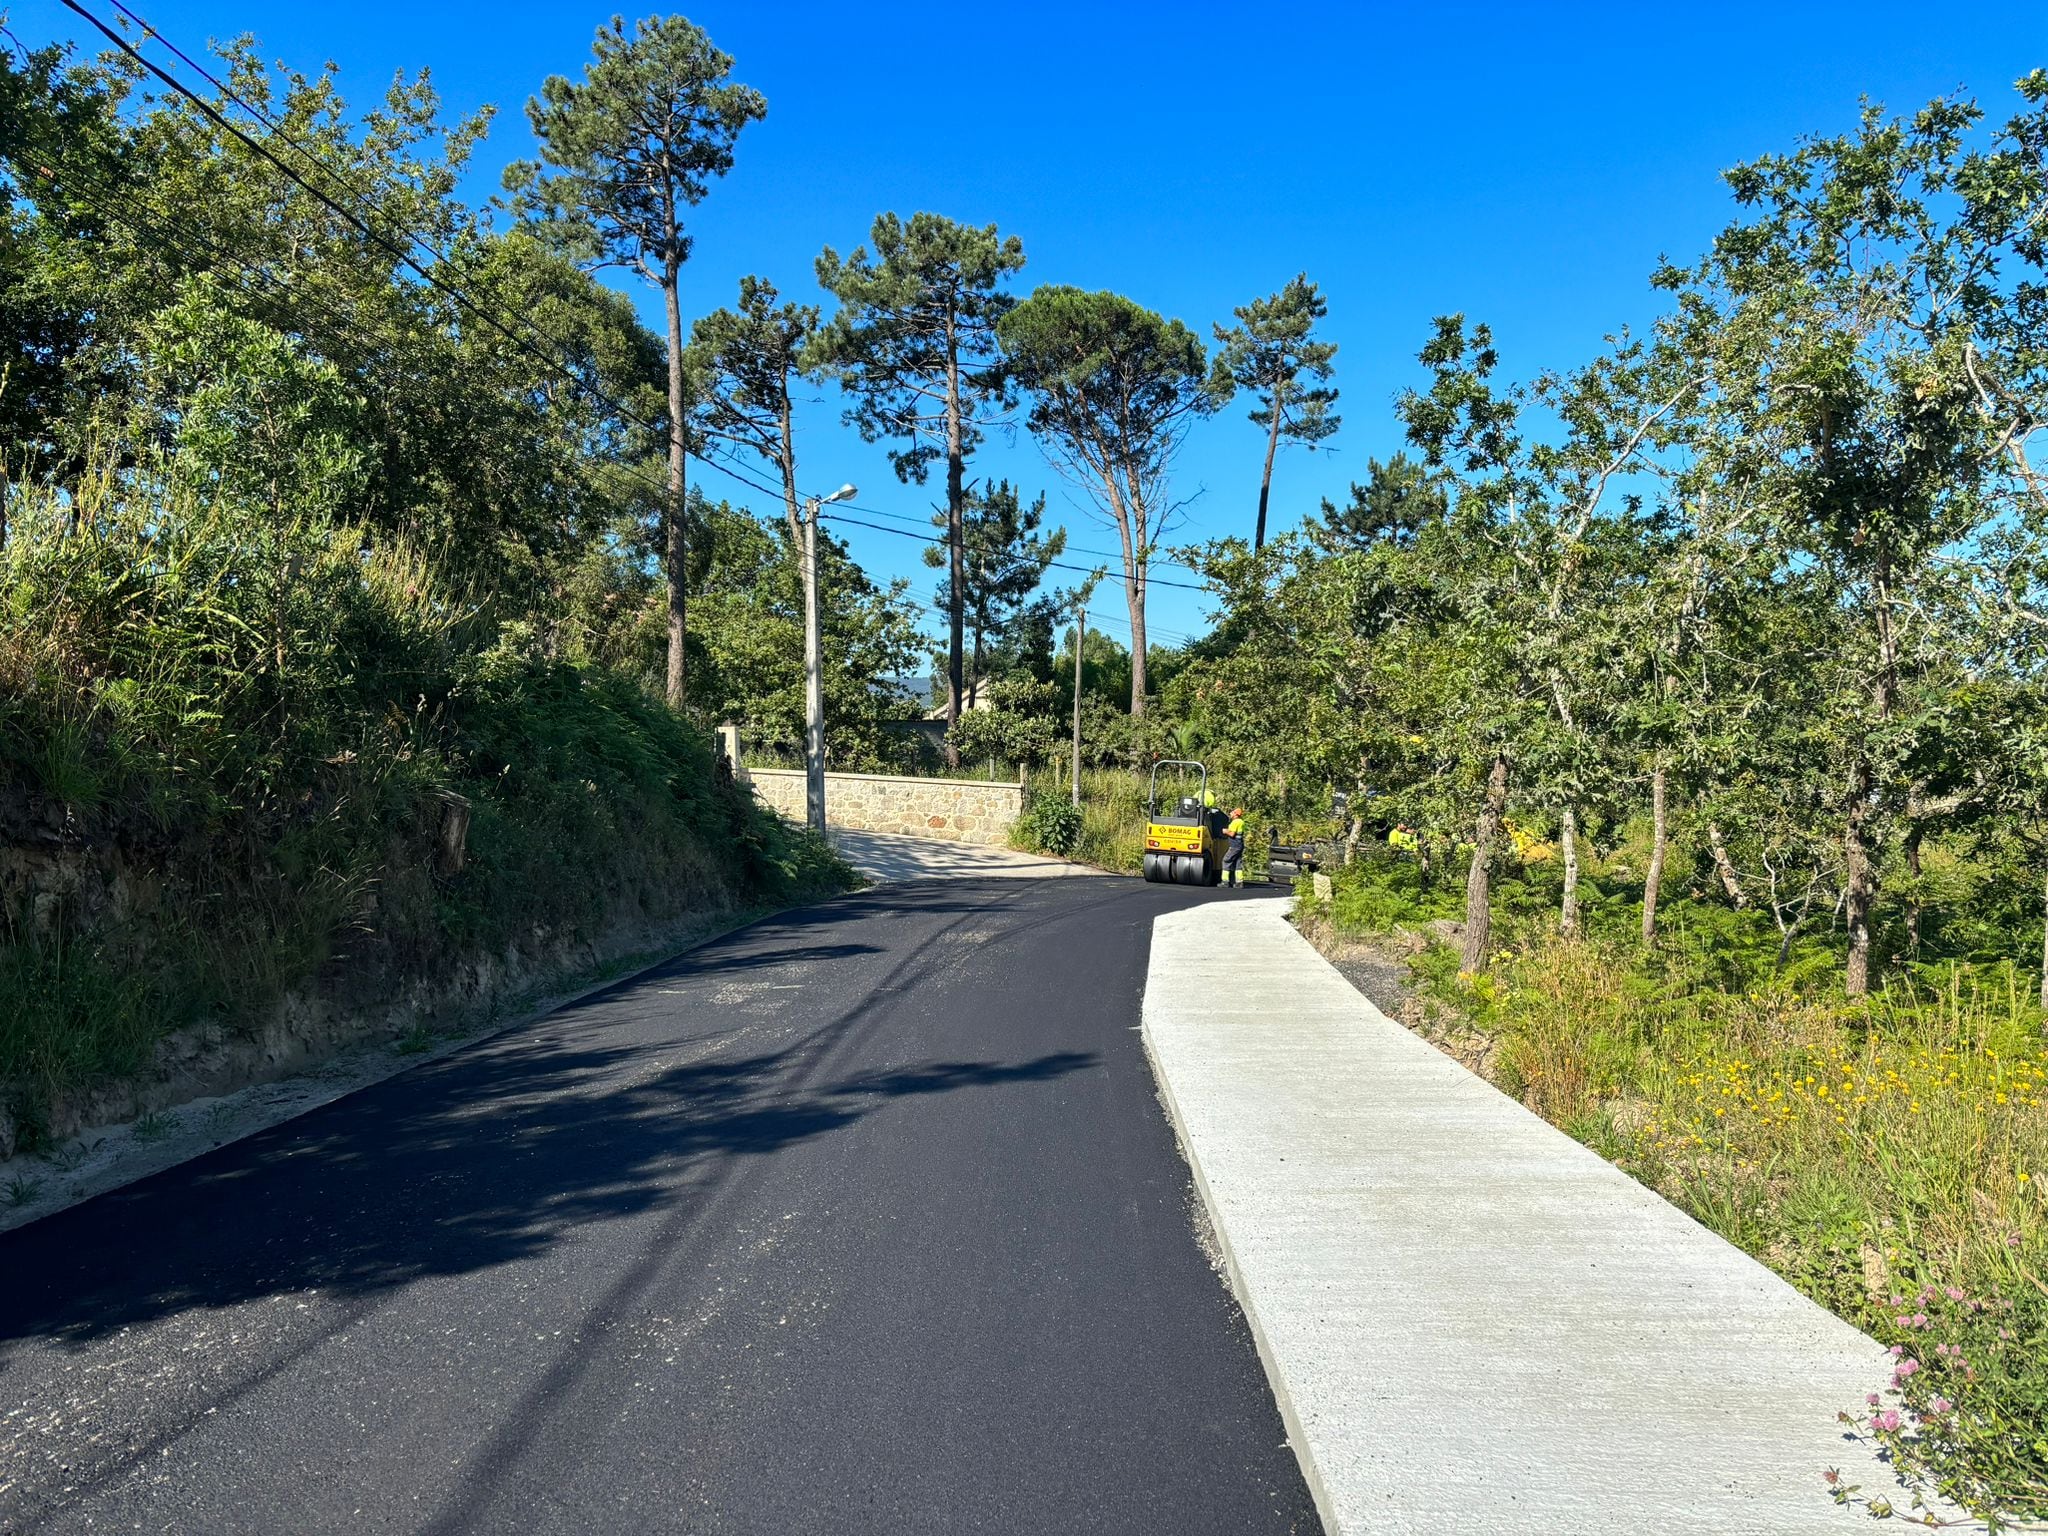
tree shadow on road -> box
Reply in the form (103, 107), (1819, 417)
(0, 888), (1099, 1351)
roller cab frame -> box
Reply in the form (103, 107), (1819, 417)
(1141, 759), (1221, 886)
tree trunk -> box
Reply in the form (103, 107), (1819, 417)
(2038, 867), (2048, 1012)
(662, 270), (688, 709)
(1101, 475), (1150, 715)
(776, 396), (803, 546)
(943, 351), (966, 768)
(1254, 395), (1283, 551)
(1642, 762), (1667, 946)
(1708, 820), (1747, 908)
(1126, 564), (1148, 715)
(1903, 822), (1925, 957)
(1462, 755), (1509, 973)
(1846, 546), (1897, 998)
(1559, 805), (1581, 937)
(1844, 789), (1876, 997)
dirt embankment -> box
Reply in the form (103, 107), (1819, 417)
(1291, 908), (1505, 1082)
(0, 903), (761, 1233)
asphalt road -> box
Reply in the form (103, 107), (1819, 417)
(0, 877), (1317, 1535)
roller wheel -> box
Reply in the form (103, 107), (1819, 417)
(1142, 851), (1163, 883)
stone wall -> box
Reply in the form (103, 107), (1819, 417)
(747, 768), (1023, 847)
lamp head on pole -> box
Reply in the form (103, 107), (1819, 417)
(824, 483), (858, 505)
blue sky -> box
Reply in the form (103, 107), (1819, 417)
(15, 0), (2048, 650)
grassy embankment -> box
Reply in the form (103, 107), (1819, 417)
(0, 482), (852, 1154)
(1308, 842), (2047, 1527)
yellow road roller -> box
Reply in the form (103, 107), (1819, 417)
(1141, 759), (1223, 886)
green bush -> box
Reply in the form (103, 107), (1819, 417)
(1013, 788), (1083, 858)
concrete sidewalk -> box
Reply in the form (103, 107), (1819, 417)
(1143, 898), (1904, 1535)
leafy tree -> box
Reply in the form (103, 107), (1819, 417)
(0, 33), (130, 489)
(1210, 274), (1339, 549)
(510, 15), (766, 707)
(687, 497), (923, 766)
(1659, 93), (2026, 994)
(998, 286), (1220, 713)
(922, 478), (1064, 697)
(141, 276), (366, 518)
(813, 212), (1025, 761)
(685, 275), (820, 545)
(1053, 624), (1134, 721)
(949, 676), (1061, 770)
(1399, 317), (1696, 964)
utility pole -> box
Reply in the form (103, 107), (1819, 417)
(803, 483), (859, 835)
(1067, 569), (1102, 810)
(1071, 606), (1084, 809)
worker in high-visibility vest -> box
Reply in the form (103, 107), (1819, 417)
(1222, 807), (1247, 888)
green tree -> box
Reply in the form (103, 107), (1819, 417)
(998, 286), (1219, 714)
(1399, 317), (1695, 963)
(140, 276), (366, 518)
(1311, 453), (1444, 551)
(1210, 273), (1339, 549)
(510, 15), (766, 707)
(922, 478), (1064, 698)
(0, 33), (130, 493)
(1661, 93), (2027, 994)
(813, 212), (1026, 762)
(949, 676), (1061, 771)
(688, 496), (923, 766)
(685, 275), (819, 546)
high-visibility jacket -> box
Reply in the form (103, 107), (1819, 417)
(1225, 816), (1245, 841)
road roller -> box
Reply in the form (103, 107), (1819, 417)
(1140, 759), (1222, 886)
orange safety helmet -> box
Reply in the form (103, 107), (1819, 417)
(1231, 806), (1246, 818)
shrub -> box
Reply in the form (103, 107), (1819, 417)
(1013, 788), (1083, 858)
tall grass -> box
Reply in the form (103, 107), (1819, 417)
(1072, 768), (1149, 872)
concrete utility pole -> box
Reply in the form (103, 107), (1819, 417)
(1071, 607), (1085, 809)
(803, 484), (858, 835)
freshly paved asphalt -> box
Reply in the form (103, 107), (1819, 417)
(0, 878), (1316, 1534)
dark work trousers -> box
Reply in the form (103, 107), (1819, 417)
(1222, 836), (1245, 885)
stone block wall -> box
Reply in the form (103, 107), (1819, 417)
(747, 768), (1023, 847)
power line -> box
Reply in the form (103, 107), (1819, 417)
(828, 494), (1213, 578)
(819, 510), (1211, 593)
(1, 110), (814, 538)
(57, 0), (801, 517)
(75, 0), (1231, 613)
(32, 4), (1210, 654)
(15, 153), (1195, 656)
(889, 584), (1191, 649)
(83, 2), (1230, 595)
(6, 178), (1207, 688)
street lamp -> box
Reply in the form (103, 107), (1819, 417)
(803, 483), (858, 835)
